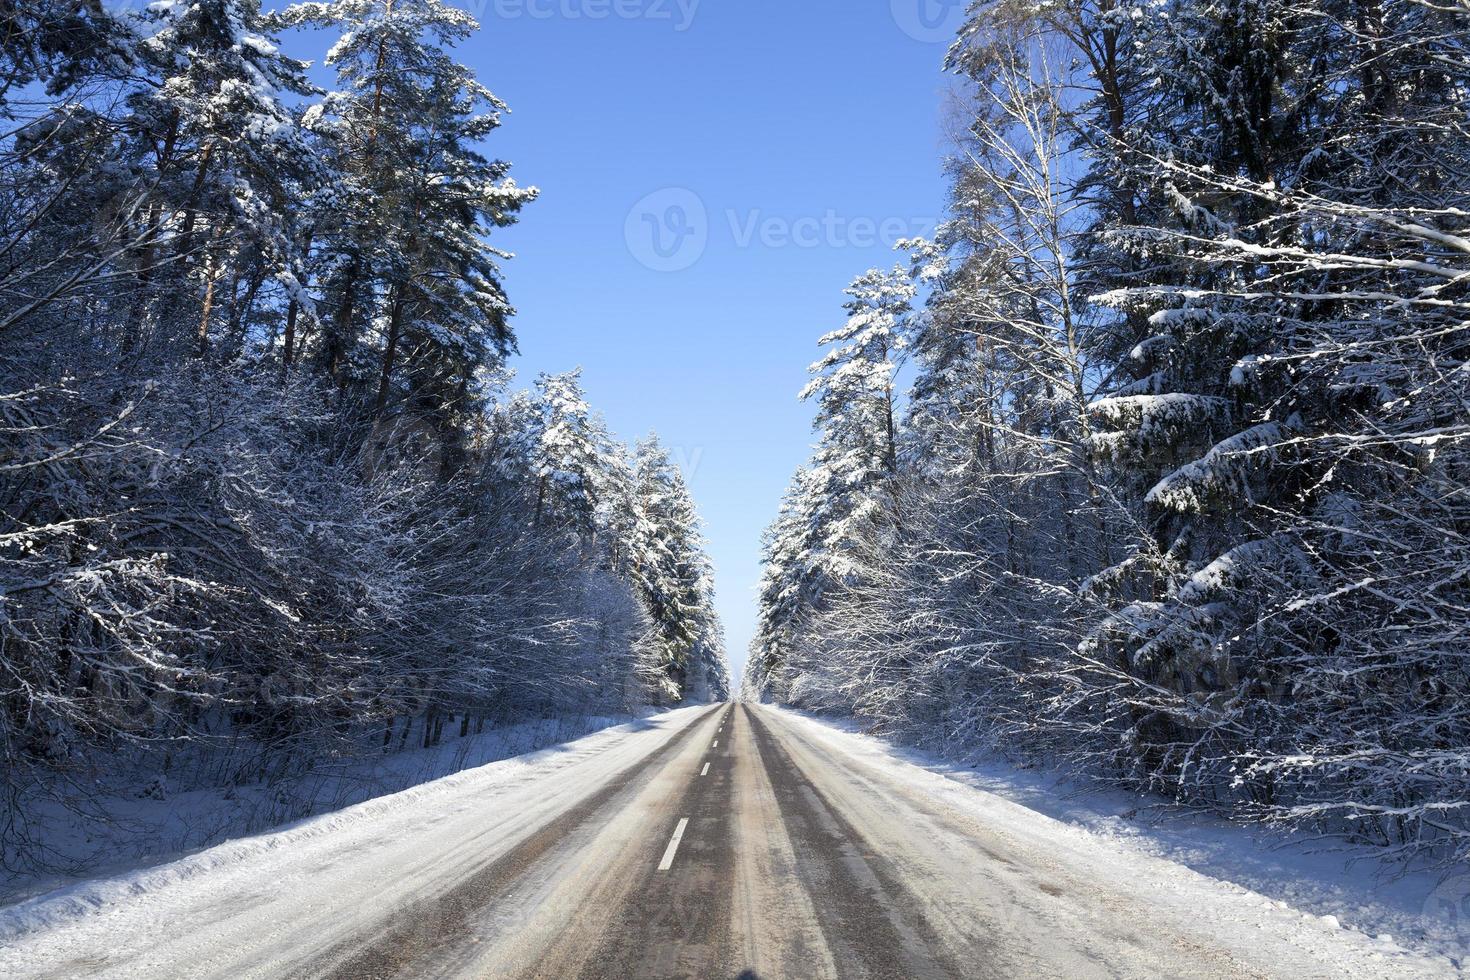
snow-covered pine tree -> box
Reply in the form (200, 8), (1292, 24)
(594, 439), (644, 580)
(121, 0), (323, 354)
(0, 0), (138, 106)
(287, 0), (535, 428)
(627, 435), (709, 701)
(745, 0), (1470, 866)
(749, 269), (916, 704)
(529, 370), (609, 542)
(746, 468), (818, 702)
(1085, 0), (1470, 851)
(685, 582), (730, 704)
(801, 266), (910, 484)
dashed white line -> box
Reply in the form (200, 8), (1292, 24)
(658, 818), (691, 871)
(700, 762), (711, 777)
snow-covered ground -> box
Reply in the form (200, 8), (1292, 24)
(771, 706), (1470, 974)
(2, 709), (673, 906)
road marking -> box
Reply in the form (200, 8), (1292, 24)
(700, 763), (710, 776)
(658, 818), (690, 871)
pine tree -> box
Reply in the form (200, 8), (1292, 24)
(801, 266), (910, 483)
(288, 0), (536, 418)
(749, 271), (916, 701)
(747, 467), (822, 701)
(528, 370), (608, 541)
(127, 0), (322, 353)
(625, 436), (705, 699)
(0, 0), (138, 107)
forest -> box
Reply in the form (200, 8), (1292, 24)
(0, 0), (727, 874)
(746, 0), (1470, 868)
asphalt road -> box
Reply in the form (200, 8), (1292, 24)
(294, 705), (1310, 980)
(8, 703), (1445, 980)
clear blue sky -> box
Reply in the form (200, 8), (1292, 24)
(311, 0), (962, 681)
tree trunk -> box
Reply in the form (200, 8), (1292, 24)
(327, 259), (360, 386)
(280, 230), (315, 379)
(122, 115), (181, 354)
(228, 268), (264, 349)
(374, 287), (407, 414)
(282, 297), (302, 377)
(196, 246), (221, 355)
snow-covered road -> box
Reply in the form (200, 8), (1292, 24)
(0, 704), (1452, 978)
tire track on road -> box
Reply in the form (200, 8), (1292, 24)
(743, 705), (983, 980)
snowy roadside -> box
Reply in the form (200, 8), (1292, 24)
(769, 706), (1469, 974)
(0, 704), (711, 948)
(3, 709), (679, 907)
